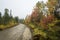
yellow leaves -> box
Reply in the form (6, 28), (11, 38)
(49, 7), (54, 12)
(28, 23), (47, 37)
(39, 31), (46, 37)
(34, 28), (40, 35)
(48, 20), (60, 27)
(48, 23), (55, 27)
(33, 28), (47, 37)
(25, 15), (31, 24)
(29, 23), (35, 29)
(47, 0), (57, 13)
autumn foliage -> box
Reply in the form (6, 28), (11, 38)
(40, 14), (55, 29)
(25, 0), (60, 40)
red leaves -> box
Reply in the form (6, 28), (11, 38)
(31, 7), (39, 18)
(44, 15), (54, 24)
(30, 7), (40, 22)
(40, 14), (54, 29)
(31, 11), (38, 18)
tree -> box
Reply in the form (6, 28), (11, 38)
(9, 10), (14, 22)
(10, 10), (13, 19)
(19, 19), (24, 23)
(47, 0), (57, 14)
(25, 15), (31, 24)
(0, 12), (2, 25)
(14, 16), (19, 23)
(31, 7), (40, 23)
(54, 0), (60, 19)
(3, 8), (10, 25)
(31, 1), (45, 24)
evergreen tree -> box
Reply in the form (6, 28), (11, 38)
(9, 9), (13, 22)
(14, 16), (19, 23)
(3, 8), (10, 25)
(0, 12), (2, 25)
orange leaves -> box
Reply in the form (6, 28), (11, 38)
(25, 15), (31, 24)
(31, 7), (40, 22)
(50, 0), (57, 6)
(47, 0), (57, 13)
(31, 11), (38, 19)
(40, 14), (54, 29)
(49, 7), (54, 12)
(47, 15), (54, 22)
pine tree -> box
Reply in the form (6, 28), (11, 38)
(0, 12), (2, 25)
(9, 10), (13, 22)
(14, 16), (19, 23)
(3, 8), (10, 25)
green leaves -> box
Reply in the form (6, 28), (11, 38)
(25, 0), (60, 40)
(0, 8), (19, 29)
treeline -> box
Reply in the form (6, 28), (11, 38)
(25, 0), (60, 40)
(0, 8), (19, 29)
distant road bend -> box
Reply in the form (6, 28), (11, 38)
(0, 24), (32, 40)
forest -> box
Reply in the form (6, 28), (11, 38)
(0, 8), (19, 29)
(25, 0), (60, 40)
(0, 0), (60, 40)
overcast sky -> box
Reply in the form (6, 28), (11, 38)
(0, 0), (47, 19)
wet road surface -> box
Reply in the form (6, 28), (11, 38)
(0, 24), (32, 40)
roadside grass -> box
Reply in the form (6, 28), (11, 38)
(0, 22), (18, 30)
